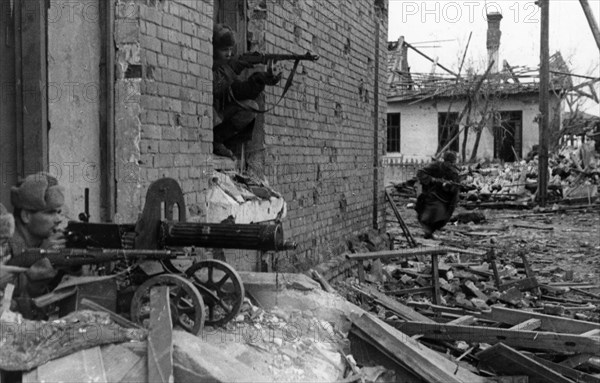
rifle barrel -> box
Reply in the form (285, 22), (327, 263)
(7, 248), (179, 268)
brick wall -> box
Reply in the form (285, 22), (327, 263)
(112, 0), (389, 272)
(114, 0), (214, 223)
(246, 0), (389, 271)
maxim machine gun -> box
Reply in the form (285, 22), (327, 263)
(9, 178), (296, 334)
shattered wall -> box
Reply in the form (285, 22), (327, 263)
(387, 94), (563, 162)
(246, 0), (389, 270)
(114, 0), (214, 223)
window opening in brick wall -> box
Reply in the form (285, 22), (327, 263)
(387, 113), (401, 153)
(214, 0), (246, 56)
(438, 112), (459, 153)
(494, 110), (523, 162)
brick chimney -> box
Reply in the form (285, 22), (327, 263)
(486, 12), (503, 73)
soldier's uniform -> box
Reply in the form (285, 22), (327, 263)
(8, 172), (64, 319)
(415, 152), (461, 239)
(212, 23), (280, 158)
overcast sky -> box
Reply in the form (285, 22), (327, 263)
(388, 0), (600, 114)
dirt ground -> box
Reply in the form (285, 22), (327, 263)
(387, 197), (600, 302)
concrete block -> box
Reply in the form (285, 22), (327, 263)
(172, 331), (270, 383)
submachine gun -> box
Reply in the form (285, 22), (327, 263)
(9, 178), (297, 333)
(238, 51), (319, 65)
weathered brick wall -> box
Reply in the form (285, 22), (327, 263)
(246, 0), (389, 271)
(114, 0), (213, 223)
(112, 0), (388, 272)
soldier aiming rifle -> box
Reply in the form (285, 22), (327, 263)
(212, 23), (319, 159)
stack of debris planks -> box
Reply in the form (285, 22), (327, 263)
(343, 246), (600, 382)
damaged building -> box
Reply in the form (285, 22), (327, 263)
(385, 12), (571, 167)
(0, 0), (389, 271)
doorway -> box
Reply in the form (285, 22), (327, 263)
(494, 111), (523, 162)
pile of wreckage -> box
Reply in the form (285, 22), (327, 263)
(394, 142), (600, 210)
(335, 241), (600, 383)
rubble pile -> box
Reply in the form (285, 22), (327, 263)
(393, 142), (600, 209)
(368, 184), (600, 382)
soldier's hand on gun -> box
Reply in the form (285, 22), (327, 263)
(229, 59), (254, 74)
(250, 71), (282, 86)
(264, 71), (282, 86)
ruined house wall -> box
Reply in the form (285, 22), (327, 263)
(114, 0), (214, 223)
(0, 2), (17, 208)
(246, 0), (389, 270)
(387, 94), (562, 163)
(48, 0), (102, 220)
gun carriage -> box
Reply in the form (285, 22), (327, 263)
(9, 178), (295, 335)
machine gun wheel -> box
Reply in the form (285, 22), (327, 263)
(130, 274), (205, 335)
(185, 260), (244, 327)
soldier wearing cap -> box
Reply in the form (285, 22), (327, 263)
(212, 23), (281, 159)
(8, 172), (66, 318)
(415, 151), (461, 239)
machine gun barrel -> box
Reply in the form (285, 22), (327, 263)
(7, 248), (180, 269)
(239, 51), (319, 65)
(160, 222), (293, 251)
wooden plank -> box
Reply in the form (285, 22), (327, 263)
(499, 277), (539, 292)
(448, 315), (477, 326)
(351, 314), (487, 383)
(394, 322), (600, 354)
(560, 353), (594, 368)
(147, 286), (173, 383)
(346, 246), (485, 261)
(385, 189), (417, 247)
(80, 298), (143, 329)
(102, 344), (146, 383)
(488, 250), (502, 288)
(388, 286), (433, 296)
(310, 269), (336, 294)
(581, 329), (600, 337)
(480, 306), (600, 334)
(431, 253), (441, 305)
(36, 347), (107, 383)
(357, 261), (365, 283)
(356, 285), (434, 323)
(513, 223), (554, 231)
(519, 253), (541, 296)
(529, 354), (600, 383)
(509, 319), (542, 332)
(477, 343), (572, 383)
(407, 301), (480, 316)
(464, 280), (489, 301)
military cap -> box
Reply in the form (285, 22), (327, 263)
(10, 172), (65, 211)
(213, 23), (236, 48)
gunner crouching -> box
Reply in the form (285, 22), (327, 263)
(415, 151), (461, 239)
(7, 172), (67, 319)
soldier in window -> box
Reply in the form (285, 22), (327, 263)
(212, 23), (281, 159)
